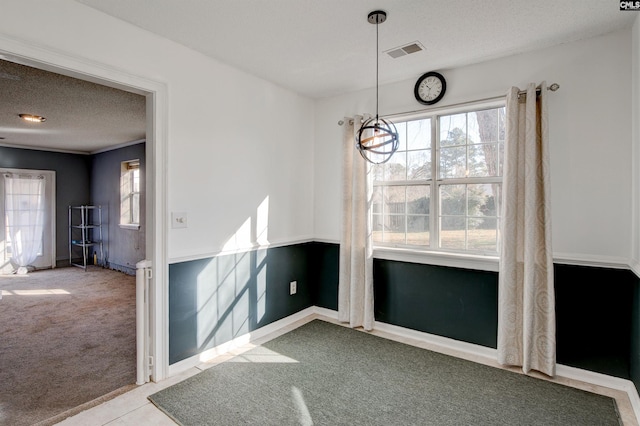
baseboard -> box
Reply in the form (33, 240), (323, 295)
(556, 364), (640, 419)
(372, 318), (498, 362)
(167, 307), (317, 377)
(312, 306), (339, 320)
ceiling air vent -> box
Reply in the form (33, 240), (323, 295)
(385, 42), (425, 59)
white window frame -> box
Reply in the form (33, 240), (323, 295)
(372, 99), (505, 272)
(120, 159), (140, 230)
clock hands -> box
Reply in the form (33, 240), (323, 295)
(414, 71), (446, 105)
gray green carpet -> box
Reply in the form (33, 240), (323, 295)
(149, 319), (621, 425)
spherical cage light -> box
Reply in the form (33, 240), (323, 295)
(356, 117), (399, 164)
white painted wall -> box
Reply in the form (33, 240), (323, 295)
(0, 2), (635, 267)
(0, 0), (315, 262)
(314, 28), (633, 265)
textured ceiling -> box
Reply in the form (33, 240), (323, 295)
(0, 60), (146, 154)
(76, 0), (637, 98)
(1, 1), (635, 153)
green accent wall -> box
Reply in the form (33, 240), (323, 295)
(555, 264), (638, 379)
(373, 259), (498, 348)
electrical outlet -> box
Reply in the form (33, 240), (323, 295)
(290, 281), (297, 295)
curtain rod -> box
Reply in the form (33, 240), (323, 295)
(518, 82), (560, 98)
(338, 83), (560, 126)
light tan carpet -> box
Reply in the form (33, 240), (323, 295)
(0, 266), (137, 426)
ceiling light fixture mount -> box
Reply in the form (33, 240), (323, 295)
(356, 10), (399, 165)
(19, 113), (47, 123)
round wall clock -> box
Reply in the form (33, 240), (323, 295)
(414, 71), (446, 105)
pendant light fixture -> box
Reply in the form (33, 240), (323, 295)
(356, 10), (399, 165)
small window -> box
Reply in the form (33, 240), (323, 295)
(120, 159), (140, 228)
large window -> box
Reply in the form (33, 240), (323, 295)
(120, 159), (140, 228)
(372, 105), (505, 256)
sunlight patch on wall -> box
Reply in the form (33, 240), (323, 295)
(231, 251), (251, 337)
(196, 195), (271, 350)
(196, 258), (219, 349)
(221, 196), (270, 253)
(257, 257), (267, 323)
(221, 217), (252, 252)
(196, 250), (254, 349)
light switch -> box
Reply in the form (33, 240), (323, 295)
(172, 212), (188, 229)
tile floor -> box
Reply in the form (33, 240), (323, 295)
(55, 314), (639, 425)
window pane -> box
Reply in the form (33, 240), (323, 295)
(407, 215), (429, 246)
(121, 196), (131, 224)
(372, 186), (383, 214)
(440, 113), (467, 147)
(132, 193), (140, 224)
(468, 218), (497, 251)
(439, 146), (466, 179)
(468, 143), (502, 177)
(440, 184), (465, 215)
(407, 185), (429, 214)
(384, 152), (407, 181)
(440, 216), (465, 249)
(371, 163), (385, 181)
(467, 112), (480, 144)
(468, 183), (500, 218)
(471, 108), (504, 143)
(372, 214), (383, 243)
(133, 169), (140, 192)
(385, 186), (406, 214)
(395, 121), (407, 152)
(407, 119), (430, 150)
(382, 215), (405, 244)
(407, 150), (430, 180)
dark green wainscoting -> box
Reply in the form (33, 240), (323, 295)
(169, 241), (640, 395)
(373, 259), (499, 348)
(555, 264), (639, 380)
(168, 243), (314, 364)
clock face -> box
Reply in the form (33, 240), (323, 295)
(414, 72), (446, 105)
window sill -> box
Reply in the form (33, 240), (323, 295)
(119, 223), (140, 230)
(373, 246), (499, 272)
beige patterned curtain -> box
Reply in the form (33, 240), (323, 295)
(497, 82), (555, 377)
(338, 116), (374, 331)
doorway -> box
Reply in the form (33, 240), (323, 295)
(0, 40), (168, 422)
